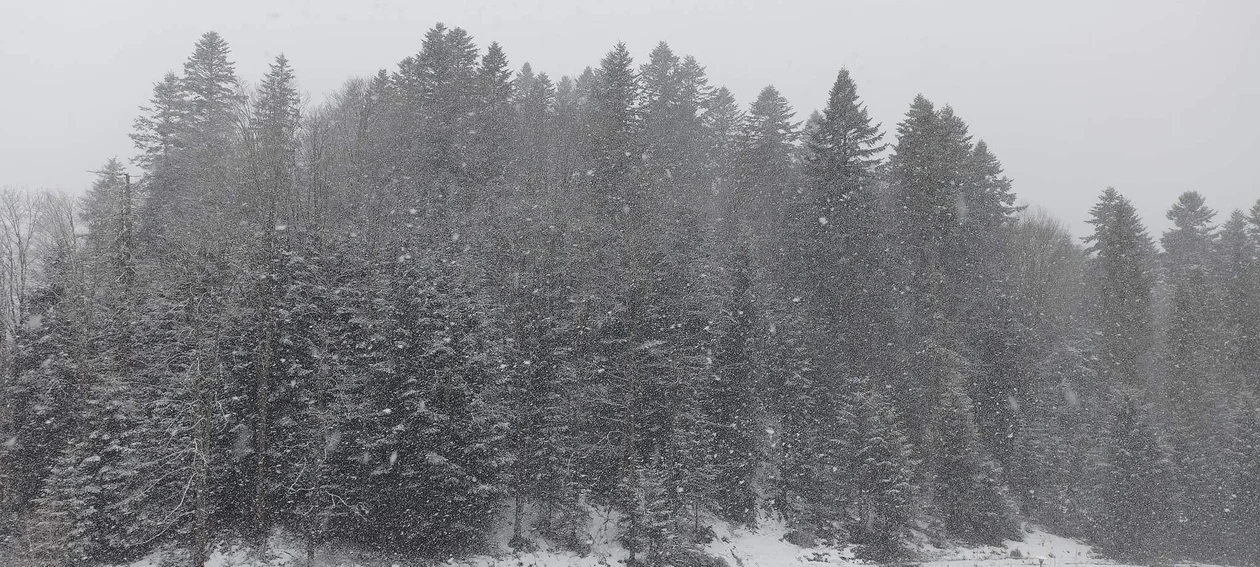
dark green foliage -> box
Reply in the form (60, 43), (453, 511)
(922, 342), (1018, 545)
(707, 245), (761, 525)
(846, 385), (915, 560)
(1083, 188), (1155, 388)
(8, 26), (1259, 567)
(1099, 395), (1176, 560)
(335, 257), (508, 555)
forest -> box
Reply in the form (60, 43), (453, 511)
(1, 24), (1259, 567)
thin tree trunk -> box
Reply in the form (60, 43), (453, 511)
(193, 355), (212, 567)
(253, 222), (277, 544)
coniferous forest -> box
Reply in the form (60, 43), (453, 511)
(1, 26), (1259, 566)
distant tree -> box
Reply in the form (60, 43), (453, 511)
(1215, 209), (1260, 386)
(467, 42), (515, 184)
(1083, 187), (1155, 389)
(587, 42), (643, 218)
(1099, 394), (1176, 561)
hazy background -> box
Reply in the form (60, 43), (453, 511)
(2, 0), (1257, 236)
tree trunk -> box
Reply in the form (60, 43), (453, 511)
(193, 356), (213, 567)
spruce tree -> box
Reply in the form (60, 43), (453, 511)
(468, 42), (515, 183)
(708, 245), (761, 525)
(733, 85), (799, 248)
(1100, 394), (1176, 561)
(799, 69), (888, 385)
(588, 42), (643, 217)
(846, 384), (916, 560)
(1083, 188), (1155, 389)
(1161, 192), (1220, 408)
(1216, 210), (1260, 386)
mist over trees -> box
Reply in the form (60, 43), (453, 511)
(1, 26), (1258, 566)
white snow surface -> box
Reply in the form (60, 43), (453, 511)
(112, 518), (1228, 567)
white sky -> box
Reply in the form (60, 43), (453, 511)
(2, 0), (1257, 236)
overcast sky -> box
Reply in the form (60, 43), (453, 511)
(2, 0), (1257, 236)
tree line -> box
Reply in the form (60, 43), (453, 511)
(1, 25), (1258, 566)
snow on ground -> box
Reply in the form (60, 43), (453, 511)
(704, 516), (856, 567)
(114, 519), (1225, 567)
(916, 526), (1108, 567)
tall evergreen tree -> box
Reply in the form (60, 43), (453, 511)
(588, 42), (643, 218)
(1083, 188), (1155, 389)
(1216, 209), (1260, 385)
(1161, 191), (1219, 411)
(468, 42), (515, 183)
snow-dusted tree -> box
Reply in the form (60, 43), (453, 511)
(587, 42), (643, 218)
(1099, 394), (1176, 561)
(798, 69), (891, 387)
(335, 255), (507, 555)
(466, 41), (515, 184)
(1216, 208), (1260, 387)
(1083, 187), (1155, 389)
(845, 383), (916, 560)
(1161, 191), (1220, 410)
(706, 245), (761, 525)
(921, 340), (1017, 544)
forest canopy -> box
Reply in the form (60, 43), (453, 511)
(1, 25), (1259, 566)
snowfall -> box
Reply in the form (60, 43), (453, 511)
(112, 507), (1227, 567)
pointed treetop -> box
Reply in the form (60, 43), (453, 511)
(964, 139), (1022, 226)
(182, 30), (240, 121)
(1161, 191), (1217, 270)
(747, 85), (798, 137)
(1244, 198), (1260, 242)
(131, 71), (189, 167)
(891, 94), (939, 158)
(481, 42), (512, 80)
(804, 68), (885, 194)
(254, 53), (301, 138)
(1084, 187), (1152, 256)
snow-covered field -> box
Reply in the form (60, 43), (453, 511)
(114, 516), (1200, 567)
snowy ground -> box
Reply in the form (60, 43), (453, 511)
(114, 518), (1217, 567)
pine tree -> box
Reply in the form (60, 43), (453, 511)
(588, 42), (643, 218)
(640, 43), (711, 194)
(235, 53), (303, 543)
(173, 31), (243, 243)
(799, 68), (888, 372)
(1083, 188), (1155, 389)
(847, 384), (916, 560)
(950, 139), (1027, 466)
(1100, 394), (1176, 561)
(20, 168), (143, 564)
(248, 53), (301, 226)
(922, 341), (1017, 544)
(336, 255), (507, 555)
(702, 87), (744, 215)
(887, 95), (959, 435)
(130, 72), (188, 242)
(129, 72), (188, 179)
(708, 245), (761, 525)
(733, 85), (799, 250)
(510, 64), (558, 194)
(468, 42), (515, 183)
(394, 23), (480, 191)
(1162, 191), (1219, 406)
(1216, 208), (1260, 387)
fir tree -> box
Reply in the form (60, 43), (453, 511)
(1083, 188), (1155, 389)
(1100, 394), (1176, 561)
(708, 245), (761, 525)
(468, 41), (515, 183)
(588, 42), (643, 218)
(1216, 210), (1260, 386)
